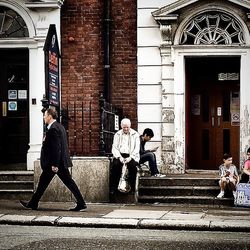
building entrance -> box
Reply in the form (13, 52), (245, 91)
(0, 49), (29, 167)
(186, 57), (240, 170)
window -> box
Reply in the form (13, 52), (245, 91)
(180, 12), (244, 45)
(0, 6), (29, 38)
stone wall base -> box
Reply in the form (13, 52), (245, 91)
(34, 157), (110, 203)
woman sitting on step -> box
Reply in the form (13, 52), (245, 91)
(240, 147), (250, 183)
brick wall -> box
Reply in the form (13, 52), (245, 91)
(110, 1), (138, 126)
(61, 0), (137, 155)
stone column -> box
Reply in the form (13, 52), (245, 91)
(27, 45), (45, 170)
(160, 47), (176, 173)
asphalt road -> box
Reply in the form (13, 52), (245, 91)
(0, 225), (250, 250)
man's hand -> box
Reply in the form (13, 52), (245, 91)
(124, 157), (132, 163)
(150, 146), (159, 152)
(52, 166), (59, 173)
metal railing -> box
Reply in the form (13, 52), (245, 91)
(61, 96), (122, 156)
(99, 94), (123, 156)
(61, 101), (93, 156)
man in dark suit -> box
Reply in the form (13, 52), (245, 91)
(20, 108), (86, 211)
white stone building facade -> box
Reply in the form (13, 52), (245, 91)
(137, 0), (250, 173)
(0, 0), (63, 170)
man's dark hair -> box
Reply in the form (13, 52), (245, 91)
(46, 108), (58, 119)
(142, 128), (154, 137)
(223, 153), (232, 160)
(247, 147), (250, 154)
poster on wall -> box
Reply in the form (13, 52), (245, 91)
(231, 91), (240, 126)
(44, 24), (60, 108)
(8, 101), (17, 111)
(8, 90), (17, 99)
(191, 95), (201, 115)
(18, 90), (27, 99)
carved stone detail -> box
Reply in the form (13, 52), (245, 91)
(160, 24), (172, 45)
(162, 109), (174, 123)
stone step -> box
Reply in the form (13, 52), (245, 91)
(185, 169), (218, 175)
(110, 192), (137, 204)
(0, 171), (34, 200)
(139, 186), (220, 197)
(0, 163), (27, 171)
(0, 171), (34, 181)
(0, 190), (33, 200)
(139, 176), (218, 186)
(0, 181), (33, 190)
(137, 173), (230, 206)
(137, 195), (234, 206)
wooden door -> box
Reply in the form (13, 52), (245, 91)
(0, 49), (29, 164)
(186, 57), (240, 170)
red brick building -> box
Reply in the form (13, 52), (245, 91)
(61, 0), (137, 155)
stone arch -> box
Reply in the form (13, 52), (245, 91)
(0, 1), (36, 38)
(174, 5), (250, 45)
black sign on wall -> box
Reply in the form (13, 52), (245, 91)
(43, 24), (60, 109)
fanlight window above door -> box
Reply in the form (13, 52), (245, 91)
(180, 12), (245, 45)
(0, 6), (29, 38)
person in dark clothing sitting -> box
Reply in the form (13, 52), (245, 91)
(139, 128), (166, 177)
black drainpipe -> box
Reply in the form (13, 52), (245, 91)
(103, 0), (111, 102)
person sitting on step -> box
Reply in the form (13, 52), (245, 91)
(217, 153), (239, 199)
(240, 147), (250, 183)
(139, 128), (166, 178)
(111, 118), (140, 194)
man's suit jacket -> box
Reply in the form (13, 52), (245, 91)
(40, 121), (72, 170)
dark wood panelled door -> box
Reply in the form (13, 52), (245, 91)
(0, 49), (29, 164)
(186, 57), (240, 170)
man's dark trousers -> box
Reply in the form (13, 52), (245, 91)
(111, 158), (138, 192)
(29, 168), (85, 207)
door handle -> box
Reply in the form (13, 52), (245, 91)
(217, 107), (221, 127)
(211, 107), (215, 127)
(2, 102), (7, 116)
(218, 117), (220, 127)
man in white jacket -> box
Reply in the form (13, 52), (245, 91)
(111, 118), (140, 193)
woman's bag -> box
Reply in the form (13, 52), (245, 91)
(234, 183), (250, 207)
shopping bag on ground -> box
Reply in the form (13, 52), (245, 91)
(234, 183), (250, 207)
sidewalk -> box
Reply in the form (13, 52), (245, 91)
(0, 200), (249, 231)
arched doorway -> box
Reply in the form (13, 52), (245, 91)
(180, 11), (244, 170)
(186, 56), (240, 169)
(0, 6), (29, 169)
(149, 0), (250, 174)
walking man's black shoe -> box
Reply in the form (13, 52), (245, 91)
(69, 204), (87, 211)
(19, 200), (38, 210)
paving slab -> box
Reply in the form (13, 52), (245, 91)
(103, 209), (167, 219)
(161, 211), (205, 220)
(0, 214), (36, 224)
(57, 216), (139, 228)
(33, 216), (60, 225)
(210, 220), (250, 230)
(204, 214), (250, 221)
(139, 219), (210, 230)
